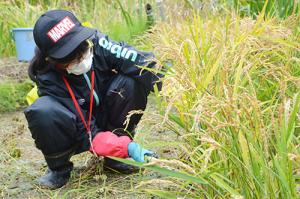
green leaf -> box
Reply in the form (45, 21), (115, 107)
(210, 173), (241, 197)
(110, 157), (208, 185)
(286, 92), (300, 146)
(144, 189), (178, 199)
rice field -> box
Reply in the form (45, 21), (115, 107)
(0, 0), (299, 198)
(133, 1), (300, 198)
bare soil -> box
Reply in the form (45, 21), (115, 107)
(0, 111), (155, 198)
(0, 58), (28, 83)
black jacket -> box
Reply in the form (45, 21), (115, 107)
(34, 29), (162, 133)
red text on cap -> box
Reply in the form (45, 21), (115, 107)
(47, 16), (75, 43)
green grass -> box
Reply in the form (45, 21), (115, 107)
(0, 0), (154, 57)
(0, 80), (33, 112)
(231, 0), (299, 19)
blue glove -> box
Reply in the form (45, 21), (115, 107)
(128, 142), (154, 162)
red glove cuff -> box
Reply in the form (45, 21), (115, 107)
(89, 131), (131, 158)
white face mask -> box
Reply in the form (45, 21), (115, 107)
(67, 50), (93, 75)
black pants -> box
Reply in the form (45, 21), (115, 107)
(24, 75), (149, 170)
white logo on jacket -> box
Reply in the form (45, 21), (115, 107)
(98, 37), (138, 62)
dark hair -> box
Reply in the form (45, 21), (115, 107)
(28, 40), (90, 82)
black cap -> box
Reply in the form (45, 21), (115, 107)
(33, 10), (95, 59)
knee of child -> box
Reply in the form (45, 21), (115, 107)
(24, 96), (59, 128)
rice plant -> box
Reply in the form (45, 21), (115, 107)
(228, 0), (299, 18)
(134, 1), (300, 198)
(0, 0), (299, 198)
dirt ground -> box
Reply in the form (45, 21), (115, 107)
(0, 58), (28, 83)
(0, 58), (179, 198)
(0, 111), (165, 199)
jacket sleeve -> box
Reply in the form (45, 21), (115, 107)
(93, 31), (163, 92)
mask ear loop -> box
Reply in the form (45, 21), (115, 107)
(87, 39), (94, 48)
(86, 39), (94, 71)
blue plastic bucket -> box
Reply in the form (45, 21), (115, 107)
(11, 28), (36, 62)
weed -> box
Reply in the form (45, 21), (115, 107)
(0, 80), (33, 112)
